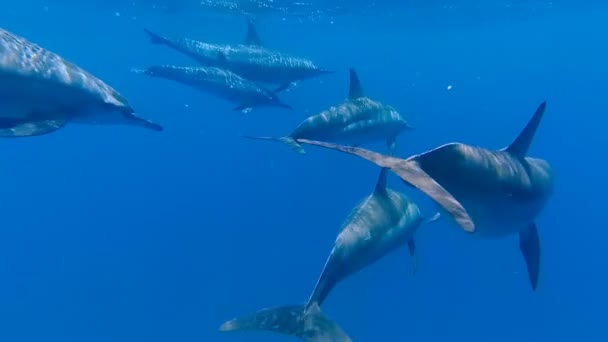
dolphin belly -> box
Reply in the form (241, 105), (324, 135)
(451, 193), (549, 238)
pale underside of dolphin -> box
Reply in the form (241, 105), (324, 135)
(143, 19), (332, 89)
(296, 101), (552, 291)
(0, 27), (162, 137)
(219, 147), (439, 341)
(241, 67), (413, 154)
(132, 64), (292, 112)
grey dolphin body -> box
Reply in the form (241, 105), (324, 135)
(143, 20), (331, 89)
(0, 28), (162, 137)
(297, 101), (553, 290)
(220, 163), (438, 341)
(242, 68), (413, 154)
(133, 64), (292, 112)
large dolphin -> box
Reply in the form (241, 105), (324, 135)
(241, 68), (413, 154)
(132, 64), (292, 112)
(219, 161), (439, 341)
(296, 101), (553, 290)
(0, 28), (162, 137)
(143, 20), (331, 90)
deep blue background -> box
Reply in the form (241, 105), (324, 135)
(0, 1), (606, 341)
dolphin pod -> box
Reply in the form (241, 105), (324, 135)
(296, 102), (553, 291)
(143, 19), (332, 91)
(0, 28), (162, 137)
(219, 152), (440, 341)
(0, 15), (555, 342)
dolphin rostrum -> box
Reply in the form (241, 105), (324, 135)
(132, 64), (292, 112)
(219, 157), (439, 341)
(296, 101), (553, 290)
(0, 27), (163, 137)
(241, 68), (413, 154)
(143, 19), (331, 90)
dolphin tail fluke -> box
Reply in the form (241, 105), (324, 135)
(241, 135), (306, 154)
(219, 303), (352, 342)
(143, 28), (166, 45)
(276, 101), (294, 110)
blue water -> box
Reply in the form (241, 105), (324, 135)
(0, 1), (606, 341)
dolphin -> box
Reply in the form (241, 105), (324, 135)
(296, 101), (553, 290)
(219, 158), (439, 341)
(0, 28), (163, 137)
(132, 64), (292, 112)
(143, 19), (331, 90)
(241, 68), (414, 154)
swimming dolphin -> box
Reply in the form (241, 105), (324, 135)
(143, 19), (331, 90)
(219, 160), (439, 341)
(132, 64), (292, 112)
(296, 101), (553, 290)
(0, 28), (162, 137)
(241, 68), (413, 154)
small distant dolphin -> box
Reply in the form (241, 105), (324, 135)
(242, 68), (413, 154)
(0, 28), (162, 137)
(143, 19), (331, 90)
(296, 101), (553, 290)
(132, 64), (292, 112)
(219, 160), (439, 341)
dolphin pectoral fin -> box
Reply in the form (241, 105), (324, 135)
(407, 238), (418, 275)
(272, 82), (295, 94)
(519, 223), (540, 291)
(220, 303), (352, 342)
(217, 51), (228, 64)
(233, 104), (252, 113)
(425, 212), (441, 224)
(295, 139), (475, 232)
(0, 118), (67, 137)
(387, 137), (397, 155)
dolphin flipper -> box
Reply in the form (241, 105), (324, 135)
(407, 238), (417, 275)
(519, 222), (540, 291)
(220, 303), (352, 342)
(0, 118), (67, 137)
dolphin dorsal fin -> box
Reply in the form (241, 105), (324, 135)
(348, 68), (364, 100)
(374, 168), (388, 193)
(505, 101), (547, 157)
(244, 19), (263, 47)
(374, 141), (396, 193)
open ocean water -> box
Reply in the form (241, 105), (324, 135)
(0, 1), (606, 341)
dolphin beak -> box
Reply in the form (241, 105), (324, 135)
(125, 112), (163, 131)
